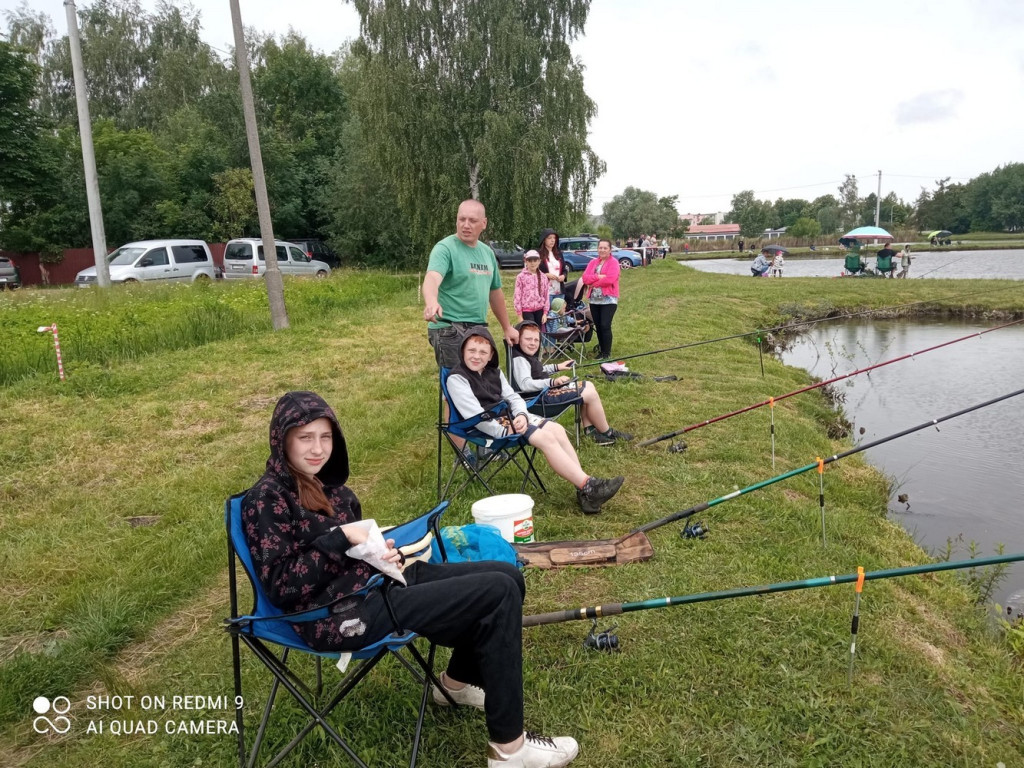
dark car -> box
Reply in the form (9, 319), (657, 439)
(291, 238), (340, 269)
(0, 256), (21, 289)
(489, 241), (526, 269)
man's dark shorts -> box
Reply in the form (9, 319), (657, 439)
(428, 322), (486, 369)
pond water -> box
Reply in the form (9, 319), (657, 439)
(686, 249), (1024, 280)
(778, 318), (1024, 616)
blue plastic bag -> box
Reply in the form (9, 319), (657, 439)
(430, 524), (520, 567)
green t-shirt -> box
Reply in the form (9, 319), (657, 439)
(426, 235), (501, 328)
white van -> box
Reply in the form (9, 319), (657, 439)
(222, 239), (331, 279)
(74, 240), (216, 286)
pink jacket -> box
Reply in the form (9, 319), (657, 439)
(581, 256), (620, 298)
(513, 268), (550, 314)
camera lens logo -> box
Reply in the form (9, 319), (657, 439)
(32, 696), (71, 734)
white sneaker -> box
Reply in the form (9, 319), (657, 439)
(431, 675), (485, 710)
(487, 731), (579, 768)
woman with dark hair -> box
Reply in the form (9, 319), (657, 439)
(242, 391), (579, 768)
(580, 239), (621, 359)
(537, 229), (567, 300)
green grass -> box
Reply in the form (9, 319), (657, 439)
(1, 265), (1023, 767)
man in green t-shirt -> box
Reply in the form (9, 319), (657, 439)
(422, 199), (519, 369)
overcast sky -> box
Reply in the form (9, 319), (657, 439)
(5, 0), (1023, 216)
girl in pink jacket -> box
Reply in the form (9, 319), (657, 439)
(513, 250), (550, 328)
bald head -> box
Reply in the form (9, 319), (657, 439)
(456, 199), (487, 246)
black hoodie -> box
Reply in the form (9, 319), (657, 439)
(241, 391), (376, 649)
(447, 327), (528, 437)
(537, 228), (565, 280)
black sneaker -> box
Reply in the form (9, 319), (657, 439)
(591, 430), (616, 446)
(578, 476), (624, 514)
(588, 476), (624, 506)
(577, 482), (601, 515)
(608, 428), (634, 442)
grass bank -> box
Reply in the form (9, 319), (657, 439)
(1, 265), (1022, 767)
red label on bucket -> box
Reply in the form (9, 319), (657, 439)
(513, 516), (534, 543)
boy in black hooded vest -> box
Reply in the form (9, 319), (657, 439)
(446, 327), (624, 514)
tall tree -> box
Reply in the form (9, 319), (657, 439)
(602, 186), (680, 238)
(837, 174), (859, 232)
(347, 0), (603, 255)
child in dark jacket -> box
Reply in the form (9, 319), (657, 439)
(509, 321), (633, 447)
(242, 391), (578, 768)
(446, 328), (624, 514)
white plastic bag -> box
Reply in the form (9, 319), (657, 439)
(344, 519), (406, 585)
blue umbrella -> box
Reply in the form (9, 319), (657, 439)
(839, 226), (893, 248)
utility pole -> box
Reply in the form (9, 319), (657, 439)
(874, 170), (882, 228)
(228, 0), (289, 329)
(64, 0), (109, 287)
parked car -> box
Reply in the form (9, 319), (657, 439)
(222, 239), (331, 280)
(489, 241), (526, 269)
(0, 255), (21, 289)
(290, 238), (340, 269)
(75, 240), (216, 286)
(558, 235), (599, 254)
(571, 248), (644, 270)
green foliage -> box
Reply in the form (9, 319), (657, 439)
(788, 216), (822, 238)
(347, 0), (603, 255)
(210, 167), (258, 241)
(837, 174), (860, 231)
(0, 41), (50, 241)
(602, 186), (680, 238)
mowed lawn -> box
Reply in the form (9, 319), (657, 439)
(1, 263), (1023, 767)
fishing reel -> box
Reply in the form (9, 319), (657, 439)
(583, 619), (619, 652)
(681, 520), (709, 540)
(668, 440), (688, 454)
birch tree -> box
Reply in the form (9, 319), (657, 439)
(347, 0), (603, 253)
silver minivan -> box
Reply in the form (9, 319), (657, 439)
(75, 240), (216, 286)
(222, 239), (331, 280)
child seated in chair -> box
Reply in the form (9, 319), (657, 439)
(446, 328), (624, 514)
(243, 391), (579, 768)
(510, 321), (633, 447)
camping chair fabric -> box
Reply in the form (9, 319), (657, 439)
(436, 367), (547, 502)
(225, 492), (451, 768)
(504, 346), (583, 447)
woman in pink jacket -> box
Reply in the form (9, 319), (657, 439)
(581, 239), (620, 359)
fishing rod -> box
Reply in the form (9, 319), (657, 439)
(574, 283), (1022, 370)
(916, 254), (973, 279)
(638, 317), (1024, 447)
(633, 385), (1024, 534)
(522, 552), (1024, 627)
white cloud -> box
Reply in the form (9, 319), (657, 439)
(895, 90), (965, 126)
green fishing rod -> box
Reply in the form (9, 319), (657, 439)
(522, 552), (1024, 627)
(633, 385), (1024, 534)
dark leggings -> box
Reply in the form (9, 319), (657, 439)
(342, 561), (526, 743)
(590, 302), (618, 358)
(521, 308), (545, 328)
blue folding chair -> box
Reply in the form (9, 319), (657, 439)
(436, 367), (547, 502)
(505, 344), (583, 447)
(225, 492), (452, 768)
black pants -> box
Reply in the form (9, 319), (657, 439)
(590, 302), (617, 358)
(347, 561), (526, 743)
(522, 308), (545, 328)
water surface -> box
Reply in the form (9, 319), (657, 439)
(779, 318), (1024, 615)
(687, 249), (1024, 280)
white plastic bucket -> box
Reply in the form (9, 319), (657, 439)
(471, 493), (535, 543)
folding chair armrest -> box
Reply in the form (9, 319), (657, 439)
(227, 575), (391, 628)
(386, 501), (449, 549)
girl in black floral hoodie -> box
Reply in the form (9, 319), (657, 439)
(242, 391), (579, 768)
